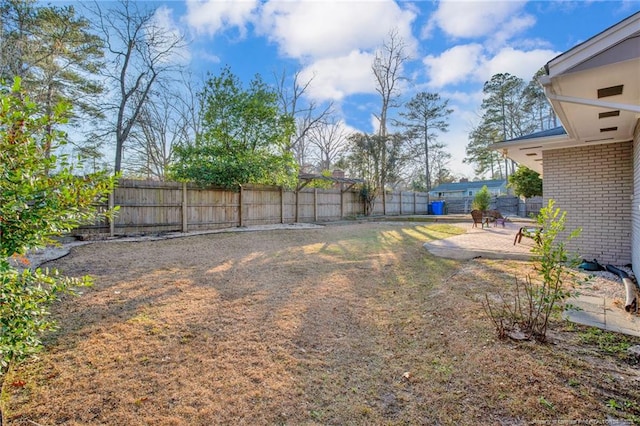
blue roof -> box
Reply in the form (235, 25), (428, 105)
(507, 126), (567, 142)
(431, 179), (506, 192)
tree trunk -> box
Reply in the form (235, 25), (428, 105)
(115, 138), (124, 173)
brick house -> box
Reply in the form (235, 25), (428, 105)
(493, 12), (639, 275)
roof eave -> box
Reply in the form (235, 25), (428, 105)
(492, 134), (574, 175)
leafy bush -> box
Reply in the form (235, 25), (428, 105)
(483, 199), (583, 342)
(169, 67), (298, 189)
(0, 260), (91, 369)
(472, 185), (491, 211)
(508, 165), (542, 198)
(171, 144), (297, 189)
(0, 78), (115, 417)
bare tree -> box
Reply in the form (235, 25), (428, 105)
(90, 0), (186, 173)
(274, 68), (333, 168)
(127, 72), (201, 179)
(372, 28), (409, 138)
(177, 71), (202, 147)
(126, 93), (182, 179)
(371, 29), (409, 213)
(308, 119), (349, 172)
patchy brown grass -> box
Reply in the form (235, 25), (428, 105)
(2, 222), (639, 425)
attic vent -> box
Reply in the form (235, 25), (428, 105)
(585, 137), (614, 143)
(597, 85), (623, 98)
(525, 153), (537, 156)
(599, 110), (620, 119)
(600, 126), (618, 132)
(519, 146), (543, 151)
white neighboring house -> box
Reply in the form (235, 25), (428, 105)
(493, 11), (640, 272)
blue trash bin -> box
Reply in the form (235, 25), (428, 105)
(432, 201), (445, 215)
(428, 202), (434, 215)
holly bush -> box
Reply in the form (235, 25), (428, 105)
(0, 78), (116, 376)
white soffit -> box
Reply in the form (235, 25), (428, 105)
(494, 12), (640, 175)
(543, 14), (640, 147)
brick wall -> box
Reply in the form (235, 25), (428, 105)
(633, 123), (640, 278)
(543, 141), (633, 265)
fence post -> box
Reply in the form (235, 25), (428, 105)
(280, 186), (285, 224)
(108, 190), (115, 237)
(399, 191), (403, 215)
(340, 184), (344, 218)
(314, 188), (318, 222)
(382, 191), (386, 216)
(413, 192), (417, 214)
(239, 185), (244, 227)
(182, 182), (188, 233)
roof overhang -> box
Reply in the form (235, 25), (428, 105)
(492, 131), (574, 175)
(495, 12), (640, 175)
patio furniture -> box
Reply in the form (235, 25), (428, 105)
(495, 216), (507, 227)
(471, 210), (485, 228)
(485, 210), (506, 227)
(513, 226), (543, 245)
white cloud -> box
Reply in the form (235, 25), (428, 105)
(184, 0), (258, 36)
(427, 0), (528, 39)
(298, 50), (376, 101)
(487, 14), (537, 51)
(440, 89), (484, 106)
(257, 0), (417, 60)
(150, 6), (191, 64)
(423, 44), (484, 87)
(477, 47), (559, 82)
(193, 50), (221, 64)
(423, 44), (559, 88)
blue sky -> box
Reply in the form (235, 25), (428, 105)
(109, 1), (640, 177)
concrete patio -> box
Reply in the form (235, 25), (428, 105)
(423, 219), (640, 338)
(423, 220), (536, 260)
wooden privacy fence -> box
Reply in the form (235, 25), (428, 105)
(77, 179), (431, 237)
(433, 195), (542, 217)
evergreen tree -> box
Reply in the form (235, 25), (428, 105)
(0, 0), (37, 80)
(397, 92), (452, 193)
(523, 68), (557, 131)
(170, 67), (297, 189)
(465, 72), (544, 179)
(0, 1), (104, 154)
(464, 120), (504, 178)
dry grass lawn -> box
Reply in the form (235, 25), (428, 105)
(2, 222), (640, 425)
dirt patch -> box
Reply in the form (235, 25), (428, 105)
(2, 222), (639, 425)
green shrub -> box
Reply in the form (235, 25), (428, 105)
(0, 78), (115, 421)
(472, 185), (491, 211)
(483, 199), (583, 342)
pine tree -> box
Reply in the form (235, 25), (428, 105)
(397, 92), (452, 193)
(1, 1), (105, 156)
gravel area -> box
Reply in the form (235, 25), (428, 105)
(576, 264), (637, 301)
